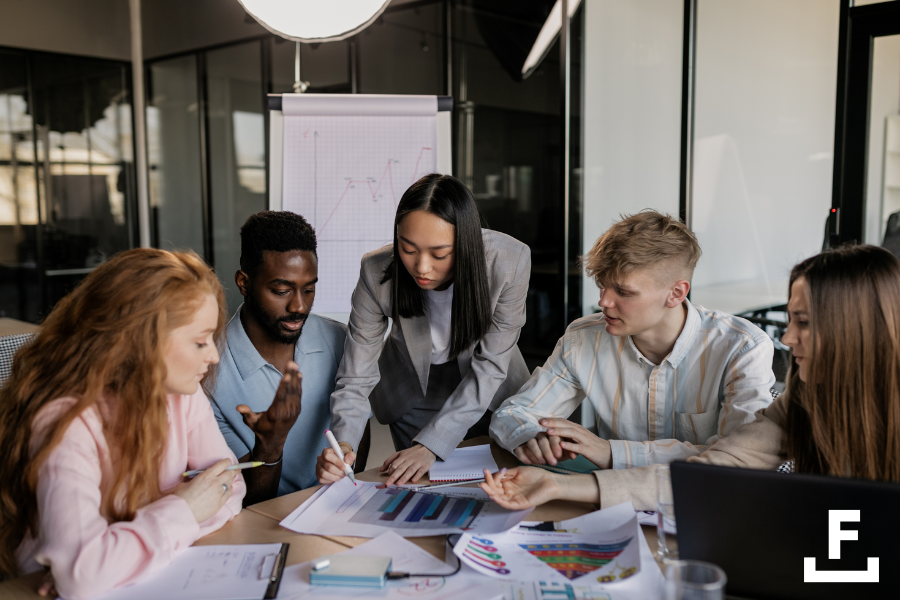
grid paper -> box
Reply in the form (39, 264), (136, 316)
(282, 114), (437, 313)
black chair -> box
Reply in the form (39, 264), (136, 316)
(883, 211), (900, 259)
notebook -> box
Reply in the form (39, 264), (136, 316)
(527, 454), (600, 475)
(429, 444), (499, 482)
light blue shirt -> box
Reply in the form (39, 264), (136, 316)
(210, 306), (347, 495)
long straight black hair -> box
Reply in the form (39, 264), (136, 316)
(381, 174), (492, 360)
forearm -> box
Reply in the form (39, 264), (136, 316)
(240, 437), (284, 506)
(553, 473), (602, 504)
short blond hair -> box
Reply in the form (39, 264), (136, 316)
(582, 210), (701, 288)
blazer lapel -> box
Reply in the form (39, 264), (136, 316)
(401, 314), (432, 396)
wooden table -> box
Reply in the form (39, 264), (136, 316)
(0, 437), (664, 598)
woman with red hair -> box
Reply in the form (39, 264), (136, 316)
(0, 249), (249, 599)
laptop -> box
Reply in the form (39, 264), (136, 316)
(670, 461), (899, 600)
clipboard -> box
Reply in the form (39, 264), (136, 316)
(264, 543), (289, 599)
(88, 542), (291, 600)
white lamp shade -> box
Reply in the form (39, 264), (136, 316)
(237, 0), (391, 43)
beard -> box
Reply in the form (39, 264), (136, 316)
(244, 288), (308, 345)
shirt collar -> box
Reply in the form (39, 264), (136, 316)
(626, 300), (700, 368)
(666, 300), (700, 367)
(227, 305), (324, 381)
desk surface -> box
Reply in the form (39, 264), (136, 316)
(0, 438), (664, 599)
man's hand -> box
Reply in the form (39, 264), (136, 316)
(540, 418), (613, 469)
(236, 361), (302, 461)
(381, 444), (437, 486)
(479, 467), (563, 510)
(316, 443), (357, 484)
(513, 432), (578, 466)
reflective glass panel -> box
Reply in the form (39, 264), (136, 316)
(207, 40), (267, 311)
(147, 55), (205, 258)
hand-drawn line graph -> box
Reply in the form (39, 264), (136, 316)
(283, 114), (437, 312)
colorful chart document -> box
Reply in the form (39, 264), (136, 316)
(280, 478), (531, 537)
(453, 503), (641, 586)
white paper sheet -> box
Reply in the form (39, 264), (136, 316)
(429, 445), (499, 482)
(454, 504), (641, 586)
(276, 531), (504, 600)
(490, 504), (666, 600)
(280, 478), (531, 538)
(84, 544), (282, 600)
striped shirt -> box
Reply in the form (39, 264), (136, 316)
(490, 301), (775, 468)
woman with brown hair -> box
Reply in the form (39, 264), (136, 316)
(481, 244), (900, 510)
(0, 249), (248, 599)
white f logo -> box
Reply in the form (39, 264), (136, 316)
(804, 510), (879, 583)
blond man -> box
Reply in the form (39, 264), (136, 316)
(490, 210), (775, 469)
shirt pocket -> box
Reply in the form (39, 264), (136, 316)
(675, 410), (719, 445)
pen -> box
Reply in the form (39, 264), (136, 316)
(182, 461), (264, 478)
(406, 468), (507, 492)
(325, 429), (357, 486)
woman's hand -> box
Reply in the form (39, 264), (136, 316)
(479, 467), (563, 510)
(316, 443), (356, 484)
(541, 418), (613, 469)
(173, 459), (237, 523)
(37, 569), (57, 597)
(381, 444), (436, 486)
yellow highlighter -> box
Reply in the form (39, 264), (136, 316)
(183, 461), (264, 478)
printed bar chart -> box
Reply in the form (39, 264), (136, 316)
(349, 488), (485, 530)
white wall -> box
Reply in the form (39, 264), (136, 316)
(689, 0), (839, 314)
(0, 0), (131, 60)
(865, 35), (900, 245)
(581, 0), (683, 315)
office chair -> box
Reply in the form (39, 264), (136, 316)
(883, 211), (900, 259)
(0, 332), (37, 387)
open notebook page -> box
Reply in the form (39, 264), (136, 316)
(429, 444), (499, 482)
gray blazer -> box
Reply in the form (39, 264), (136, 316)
(329, 229), (531, 460)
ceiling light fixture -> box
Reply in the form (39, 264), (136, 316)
(237, 0), (391, 43)
(521, 0), (583, 79)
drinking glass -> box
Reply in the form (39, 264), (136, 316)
(657, 464), (678, 559)
(664, 560), (727, 600)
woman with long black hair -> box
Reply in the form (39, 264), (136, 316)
(316, 173), (531, 486)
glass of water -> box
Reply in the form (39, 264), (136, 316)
(664, 560), (727, 600)
(657, 464), (678, 559)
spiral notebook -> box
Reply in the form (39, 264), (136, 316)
(429, 444), (499, 483)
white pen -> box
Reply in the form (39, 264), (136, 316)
(325, 429), (357, 486)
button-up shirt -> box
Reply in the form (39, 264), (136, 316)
(490, 301), (775, 468)
(210, 307), (347, 494)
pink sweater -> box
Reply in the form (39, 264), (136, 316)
(15, 389), (246, 600)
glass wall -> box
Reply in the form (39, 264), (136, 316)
(147, 55), (205, 258)
(0, 50), (38, 321)
(689, 0), (840, 314)
(207, 41), (267, 309)
(0, 48), (134, 323)
(581, 0), (684, 317)
(452, 2), (577, 364)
